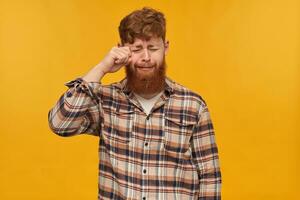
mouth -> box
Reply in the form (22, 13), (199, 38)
(136, 66), (155, 71)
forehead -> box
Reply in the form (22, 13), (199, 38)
(126, 37), (163, 46)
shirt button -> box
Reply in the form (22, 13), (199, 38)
(143, 169), (147, 174)
(145, 142), (148, 147)
(66, 91), (72, 97)
(143, 197), (146, 200)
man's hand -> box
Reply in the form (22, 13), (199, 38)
(82, 46), (132, 83)
(99, 46), (132, 74)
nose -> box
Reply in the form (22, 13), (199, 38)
(141, 49), (150, 62)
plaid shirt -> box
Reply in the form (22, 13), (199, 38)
(48, 77), (222, 200)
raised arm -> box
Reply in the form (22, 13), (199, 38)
(48, 46), (132, 137)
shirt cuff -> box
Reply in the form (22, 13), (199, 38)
(64, 77), (101, 99)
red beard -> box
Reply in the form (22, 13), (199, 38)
(125, 59), (166, 95)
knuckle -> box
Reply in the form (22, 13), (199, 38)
(111, 47), (117, 52)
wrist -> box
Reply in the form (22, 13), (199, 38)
(96, 62), (109, 75)
(82, 64), (106, 83)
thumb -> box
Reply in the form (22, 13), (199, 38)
(114, 57), (121, 64)
(126, 57), (132, 65)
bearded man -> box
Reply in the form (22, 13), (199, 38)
(48, 7), (222, 200)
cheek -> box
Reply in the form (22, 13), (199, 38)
(130, 55), (139, 64)
(153, 54), (164, 64)
(152, 50), (164, 59)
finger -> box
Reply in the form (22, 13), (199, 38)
(111, 52), (123, 64)
(112, 49), (123, 57)
(112, 48), (130, 64)
(118, 47), (131, 57)
(110, 51), (121, 59)
(118, 45), (130, 51)
(119, 50), (131, 62)
(118, 52), (128, 63)
(123, 56), (129, 64)
(126, 47), (132, 57)
(116, 56), (126, 65)
(112, 47), (126, 56)
(116, 49), (131, 60)
(125, 57), (132, 65)
(113, 49), (127, 58)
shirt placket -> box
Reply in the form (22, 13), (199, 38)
(124, 90), (170, 200)
(141, 114), (151, 200)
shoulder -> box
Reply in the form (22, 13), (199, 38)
(168, 77), (208, 116)
(97, 79), (129, 103)
(97, 78), (125, 94)
(169, 78), (207, 105)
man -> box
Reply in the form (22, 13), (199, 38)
(48, 7), (221, 200)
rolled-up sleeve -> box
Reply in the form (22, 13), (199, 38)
(48, 78), (102, 137)
(191, 105), (222, 200)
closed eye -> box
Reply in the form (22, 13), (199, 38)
(131, 49), (142, 52)
(131, 48), (159, 53)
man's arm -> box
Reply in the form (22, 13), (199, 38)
(191, 105), (222, 200)
(48, 46), (132, 137)
(48, 77), (103, 137)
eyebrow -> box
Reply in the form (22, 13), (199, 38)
(132, 44), (158, 48)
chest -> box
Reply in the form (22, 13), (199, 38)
(100, 95), (198, 157)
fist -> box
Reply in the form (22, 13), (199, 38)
(99, 46), (132, 74)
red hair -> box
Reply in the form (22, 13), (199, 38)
(118, 7), (166, 44)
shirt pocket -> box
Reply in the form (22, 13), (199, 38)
(163, 114), (196, 158)
(102, 104), (134, 144)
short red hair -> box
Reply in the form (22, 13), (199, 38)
(118, 7), (166, 45)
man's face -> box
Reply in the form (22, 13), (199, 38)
(122, 36), (169, 95)
(124, 37), (169, 80)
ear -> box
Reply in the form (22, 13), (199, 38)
(164, 40), (169, 55)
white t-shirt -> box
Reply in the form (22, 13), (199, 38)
(133, 91), (163, 115)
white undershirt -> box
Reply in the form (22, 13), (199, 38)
(133, 91), (163, 115)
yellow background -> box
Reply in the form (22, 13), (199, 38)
(0, 0), (299, 199)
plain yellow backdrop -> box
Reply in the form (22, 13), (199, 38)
(0, 0), (299, 199)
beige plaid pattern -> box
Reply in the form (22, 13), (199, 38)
(48, 77), (222, 200)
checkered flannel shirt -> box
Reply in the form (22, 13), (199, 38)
(48, 77), (222, 200)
